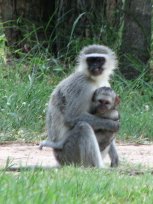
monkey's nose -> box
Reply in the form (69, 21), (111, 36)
(92, 68), (102, 75)
(98, 100), (109, 105)
(94, 68), (100, 72)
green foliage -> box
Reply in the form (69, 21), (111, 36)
(0, 53), (68, 142)
(0, 166), (153, 204)
(112, 73), (153, 142)
(0, 22), (153, 142)
(0, 58), (153, 142)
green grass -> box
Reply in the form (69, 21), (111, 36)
(0, 56), (68, 141)
(0, 166), (152, 204)
(113, 74), (153, 142)
(0, 24), (152, 204)
(0, 56), (153, 142)
(0, 20), (152, 143)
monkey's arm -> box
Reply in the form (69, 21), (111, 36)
(64, 112), (119, 132)
(101, 110), (120, 121)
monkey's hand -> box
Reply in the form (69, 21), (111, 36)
(98, 118), (120, 132)
(110, 119), (120, 132)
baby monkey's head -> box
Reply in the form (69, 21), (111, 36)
(92, 87), (120, 113)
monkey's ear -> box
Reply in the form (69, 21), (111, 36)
(115, 96), (120, 105)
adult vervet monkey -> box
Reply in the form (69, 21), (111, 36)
(40, 44), (119, 168)
(40, 86), (120, 167)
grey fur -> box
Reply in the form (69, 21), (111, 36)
(39, 44), (119, 168)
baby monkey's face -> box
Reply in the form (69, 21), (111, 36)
(96, 97), (114, 113)
(92, 87), (120, 114)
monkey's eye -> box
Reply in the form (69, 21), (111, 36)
(86, 57), (105, 64)
(99, 57), (105, 64)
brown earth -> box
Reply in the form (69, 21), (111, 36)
(0, 143), (153, 169)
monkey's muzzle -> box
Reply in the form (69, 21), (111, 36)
(90, 67), (103, 76)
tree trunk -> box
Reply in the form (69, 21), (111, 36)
(1, 0), (55, 53)
(0, 0), (122, 58)
(119, 0), (152, 79)
(106, 0), (122, 28)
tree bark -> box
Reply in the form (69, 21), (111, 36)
(0, 0), (55, 53)
(120, 0), (152, 79)
(0, 0), (123, 58)
(106, 0), (122, 27)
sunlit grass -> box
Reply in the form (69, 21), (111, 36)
(0, 166), (153, 204)
(0, 57), (153, 142)
(0, 28), (153, 143)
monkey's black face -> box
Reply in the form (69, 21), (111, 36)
(86, 57), (106, 76)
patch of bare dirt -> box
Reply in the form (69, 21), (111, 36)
(0, 143), (153, 168)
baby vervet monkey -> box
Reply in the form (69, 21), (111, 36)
(91, 86), (120, 122)
(91, 86), (120, 167)
(39, 44), (119, 168)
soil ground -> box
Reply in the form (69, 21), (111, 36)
(0, 143), (153, 169)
